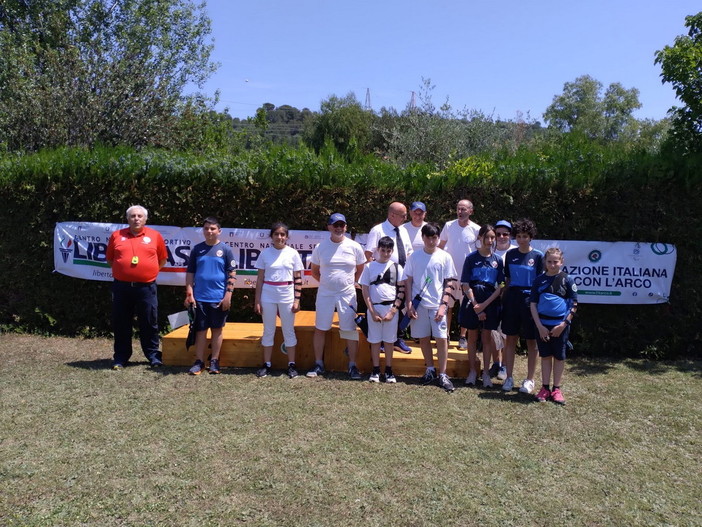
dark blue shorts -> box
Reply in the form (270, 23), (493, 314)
(536, 324), (570, 360)
(459, 296), (501, 331)
(501, 288), (537, 339)
(194, 302), (229, 331)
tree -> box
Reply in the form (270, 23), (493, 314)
(543, 75), (642, 141)
(0, 0), (216, 151)
(655, 12), (702, 153)
(375, 78), (511, 168)
(302, 93), (373, 157)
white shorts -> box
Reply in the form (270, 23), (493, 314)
(410, 305), (448, 340)
(315, 291), (358, 332)
(367, 304), (398, 344)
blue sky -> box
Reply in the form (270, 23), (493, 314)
(199, 1), (700, 123)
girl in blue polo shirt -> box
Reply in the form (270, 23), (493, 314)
(460, 224), (505, 388)
(530, 247), (578, 405)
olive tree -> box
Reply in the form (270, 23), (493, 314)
(543, 75), (642, 141)
(0, 0), (216, 151)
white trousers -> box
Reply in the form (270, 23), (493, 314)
(261, 301), (297, 347)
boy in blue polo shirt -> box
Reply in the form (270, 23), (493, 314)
(500, 218), (543, 393)
(184, 217), (237, 375)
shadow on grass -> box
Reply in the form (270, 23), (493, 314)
(66, 359), (182, 377)
(66, 358), (118, 370)
(219, 367), (280, 378)
(476, 390), (535, 405)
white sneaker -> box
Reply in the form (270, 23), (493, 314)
(519, 379), (535, 394)
(502, 376), (514, 391)
(497, 366), (507, 380)
(369, 372), (380, 383)
(482, 372), (493, 388)
(465, 370), (477, 386)
(458, 337), (468, 350)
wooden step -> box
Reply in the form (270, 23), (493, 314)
(162, 311), (475, 377)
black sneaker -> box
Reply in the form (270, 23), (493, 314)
(112, 363), (124, 370)
(256, 364), (270, 378)
(150, 357), (163, 368)
(189, 360), (205, 375)
(420, 368), (437, 385)
(287, 364), (299, 378)
(439, 373), (455, 393)
(208, 358), (220, 374)
(488, 361), (500, 378)
(306, 364), (325, 378)
(349, 365), (362, 380)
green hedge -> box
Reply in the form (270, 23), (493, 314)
(1, 143), (699, 359)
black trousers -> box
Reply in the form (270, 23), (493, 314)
(111, 281), (161, 364)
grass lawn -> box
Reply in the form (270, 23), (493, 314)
(1, 334), (700, 527)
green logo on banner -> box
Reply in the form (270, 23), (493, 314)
(650, 243), (674, 256)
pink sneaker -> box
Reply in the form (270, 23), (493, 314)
(535, 387), (551, 402)
(550, 388), (566, 405)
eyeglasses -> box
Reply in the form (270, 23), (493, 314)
(495, 232), (511, 237)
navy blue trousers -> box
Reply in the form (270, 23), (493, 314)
(111, 281), (161, 365)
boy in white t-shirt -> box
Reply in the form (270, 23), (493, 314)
(360, 236), (406, 383)
(405, 223), (458, 392)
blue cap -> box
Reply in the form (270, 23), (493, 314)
(410, 201), (426, 212)
(328, 213), (347, 225)
(495, 220), (512, 231)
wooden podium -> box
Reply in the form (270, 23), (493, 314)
(162, 311), (472, 377)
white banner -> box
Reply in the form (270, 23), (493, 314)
(54, 223), (676, 304)
(527, 239), (676, 304)
(54, 222), (327, 288)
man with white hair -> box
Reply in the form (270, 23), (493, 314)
(106, 205), (168, 369)
(439, 199), (481, 350)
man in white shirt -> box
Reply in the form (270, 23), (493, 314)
(364, 201), (413, 353)
(307, 213), (367, 380)
(438, 199), (481, 350)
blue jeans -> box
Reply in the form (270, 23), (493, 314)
(111, 280), (160, 364)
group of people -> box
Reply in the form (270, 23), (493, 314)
(106, 201), (578, 404)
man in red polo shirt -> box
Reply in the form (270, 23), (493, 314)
(106, 205), (168, 369)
